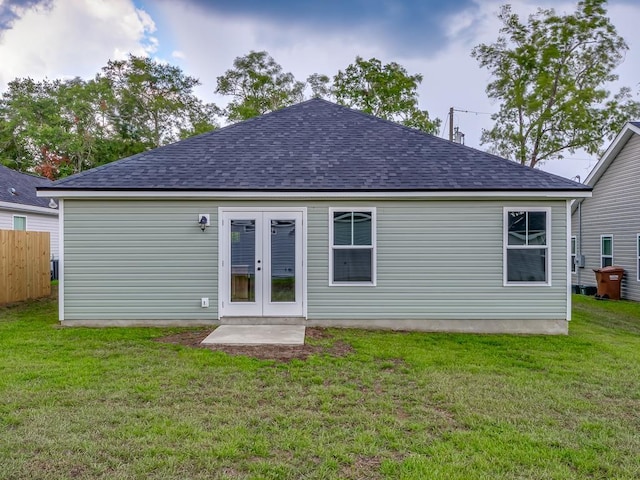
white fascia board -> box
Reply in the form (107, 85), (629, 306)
(584, 122), (640, 187)
(0, 200), (59, 216)
(38, 189), (592, 200)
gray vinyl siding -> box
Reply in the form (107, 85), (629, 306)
(64, 198), (568, 322)
(64, 201), (218, 321)
(308, 200), (567, 320)
(571, 134), (640, 301)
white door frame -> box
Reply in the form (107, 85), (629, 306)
(218, 207), (307, 318)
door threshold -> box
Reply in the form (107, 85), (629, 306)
(220, 316), (306, 325)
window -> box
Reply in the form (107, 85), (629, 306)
(13, 215), (26, 231)
(330, 208), (376, 285)
(601, 235), (613, 267)
(504, 208), (550, 285)
(571, 236), (577, 274)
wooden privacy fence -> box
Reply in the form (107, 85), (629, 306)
(0, 230), (51, 304)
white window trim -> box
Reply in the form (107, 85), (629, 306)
(600, 234), (613, 268)
(58, 200), (64, 321)
(12, 214), (27, 231)
(217, 206), (308, 319)
(637, 234), (640, 282)
(571, 235), (577, 274)
(329, 207), (377, 286)
(503, 207), (552, 286)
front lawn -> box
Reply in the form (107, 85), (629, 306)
(0, 296), (639, 479)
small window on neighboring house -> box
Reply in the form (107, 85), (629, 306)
(504, 208), (550, 285)
(329, 208), (376, 285)
(601, 235), (613, 267)
(571, 236), (577, 274)
(13, 216), (26, 231)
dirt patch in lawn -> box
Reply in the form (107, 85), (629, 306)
(156, 327), (353, 362)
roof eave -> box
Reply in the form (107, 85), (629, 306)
(0, 200), (59, 215)
(584, 122), (640, 186)
(37, 188), (591, 200)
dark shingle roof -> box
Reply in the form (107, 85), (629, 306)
(0, 165), (55, 208)
(630, 121), (640, 128)
(44, 99), (589, 192)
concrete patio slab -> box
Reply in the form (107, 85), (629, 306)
(201, 325), (306, 345)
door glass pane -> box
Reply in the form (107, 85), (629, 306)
(230, 219), (255, 302)
(271, 219), (296, 302)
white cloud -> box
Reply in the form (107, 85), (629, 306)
(0, 0), (156, 88)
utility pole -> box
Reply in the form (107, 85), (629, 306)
(449, 107), (454, 142)
(447, 106), (490, 143)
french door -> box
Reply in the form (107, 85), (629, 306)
(220, 209), (304, 317)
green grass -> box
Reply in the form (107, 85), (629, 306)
(1, 295), (639, 479)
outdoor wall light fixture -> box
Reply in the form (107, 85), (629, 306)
(198, 214), (210, 231)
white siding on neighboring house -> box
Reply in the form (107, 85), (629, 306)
(0, 208), (60, 259)
(571, 133), (640, 300)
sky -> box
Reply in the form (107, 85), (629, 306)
(0, 0), (639, 181)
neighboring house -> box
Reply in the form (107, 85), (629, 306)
(0, 164), (59, 260)
(39, 99), (590, 333)
(571, 121), (640, 300)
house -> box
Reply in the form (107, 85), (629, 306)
(0, 164), (59, 260)
(571, 121), (640, 300)
(38, 99), (590, 333)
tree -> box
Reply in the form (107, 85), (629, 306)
(215, 51), (305, 122)
(0, 77), (69, 173)
(0, 76), (142, 179)
(472, 0), (640, 168)
(55, 76), (117, 174)
(307, 73), (332, 99)
(101, 55), (218, 149)
(332, 57), (440, 134)
(0, 56), (218, 179)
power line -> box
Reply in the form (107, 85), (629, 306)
(444, 106), (494, 141)
(451, 108), (493, 116)
(440, 111), (449, 137)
